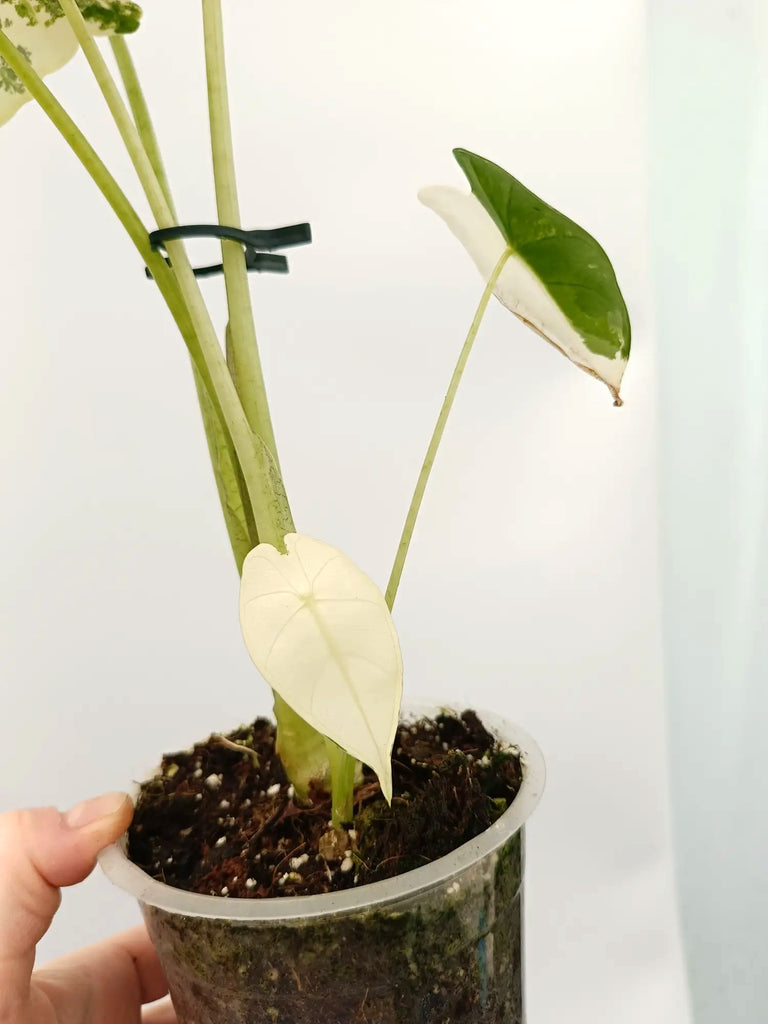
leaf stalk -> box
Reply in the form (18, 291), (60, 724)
(385, 246), (513, 609)
(201, 0), (286, 482)
(57, 0), (286, 550)
(325, 739), (357, 828)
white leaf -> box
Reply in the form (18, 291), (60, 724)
(239, 534), (403, 802)
(419, 185), (628, 402)
(0, 1), (142, 126)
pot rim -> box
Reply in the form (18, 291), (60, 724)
(98, 703), (545, 921)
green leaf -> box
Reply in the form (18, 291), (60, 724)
(420, 148), (630, 404)
(240, 534), (403, 802)
(0, 0), (142, 126)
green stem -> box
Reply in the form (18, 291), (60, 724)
(105, 20), (323, 780)
(57, 1), (170, 224)
(198, 3), (324, 788)
(201, 0), (287, 483)
(109, 35), (177, 219)
(109, 34), (259, 564)
(385, 246), (512, 609)
(0, 29), (209, 398)
(57, 0), (286, 549)
(1, 20), (328, 798)
(324, 739), (357, 828)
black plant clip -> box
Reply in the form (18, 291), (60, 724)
(145, 222), (312, 279)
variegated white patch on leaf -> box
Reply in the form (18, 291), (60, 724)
(240, 534), (403, 802)
(0, 1), (142, 126)
(420, 150), (631, 405)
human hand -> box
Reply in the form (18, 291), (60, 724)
(0, 794), (176, 1024)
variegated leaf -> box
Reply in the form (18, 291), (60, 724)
(420, 148), (630, 404)
(0, 0), (142, 126)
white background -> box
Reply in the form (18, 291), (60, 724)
(652, 2), (768, 1021)
(0, 2), (691, 1021)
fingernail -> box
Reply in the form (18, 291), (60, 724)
(63, 792), (129, 830)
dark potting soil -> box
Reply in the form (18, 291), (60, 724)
(128, 710), (522, 900)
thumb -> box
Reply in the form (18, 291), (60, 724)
(0, 793), (133, 1011)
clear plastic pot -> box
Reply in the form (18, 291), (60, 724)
(99, 707), (545, 1023)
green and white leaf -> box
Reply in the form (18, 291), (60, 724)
(0, 0), (142, 126)
(419, 148), (630, 404)
(240, 533), (402, 802)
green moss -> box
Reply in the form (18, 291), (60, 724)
(143, 830), (526, 1022)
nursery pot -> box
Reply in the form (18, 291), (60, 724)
(99, 708), (544, 1024)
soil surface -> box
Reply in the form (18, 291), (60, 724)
(128, 710), (522, 899)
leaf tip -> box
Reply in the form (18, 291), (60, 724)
(378, 764), (393, 805)
(417, 184), (442, 208)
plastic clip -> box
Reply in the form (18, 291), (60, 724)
(145, 222), (312, 279)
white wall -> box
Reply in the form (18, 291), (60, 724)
(0, 2), (690, 1021)
(651, 1), (768, 1021)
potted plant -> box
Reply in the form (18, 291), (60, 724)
(0, 3), (630, 1022)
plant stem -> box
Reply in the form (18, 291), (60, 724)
(0, 30), (204, 382)
(57, 1), (170, 226)
(325, 739), (357, 828)
(57, 0), (286, 549)
(2, 19), (334, 802)
(199, 1), (328, 788)
(109, 34), (259, 564)
(109, 35), (177, 219)
(106, 19), (324, 782)
(0, 35), (140, 253)
(201, 0), (286, 482)
(385, 246), (512, 609)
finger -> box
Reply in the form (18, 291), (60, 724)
(35, 924), (169, 1015)
(142, 995), (179, 1024)
(0, 793), (133, 1016)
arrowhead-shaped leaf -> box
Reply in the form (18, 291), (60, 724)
(419, 148), (630, 404)
(0, 1), (142, 126)
(239, 534), (402, 802)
